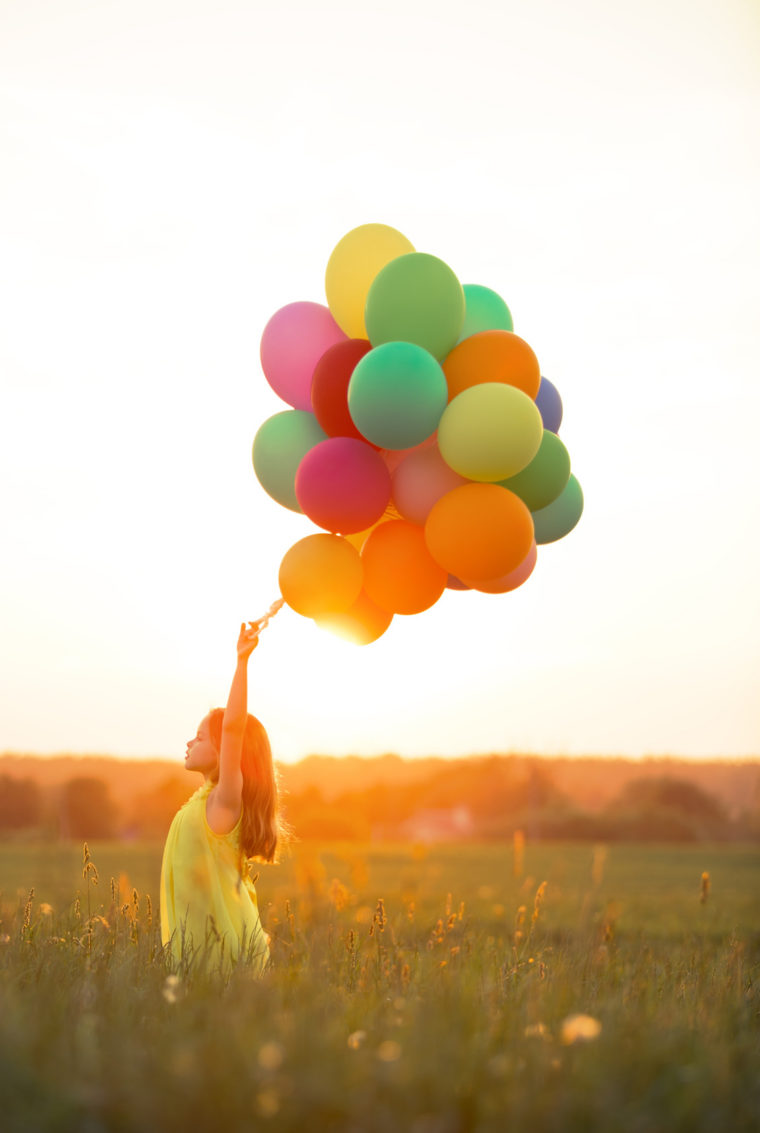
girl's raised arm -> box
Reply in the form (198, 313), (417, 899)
(206, 622), (260, 832)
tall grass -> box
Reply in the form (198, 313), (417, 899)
(0, 840), (758, 1131)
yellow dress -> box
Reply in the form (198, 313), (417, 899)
(160, 782), (269, 975)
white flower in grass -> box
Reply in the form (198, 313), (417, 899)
(560, 1014), (602, 1044)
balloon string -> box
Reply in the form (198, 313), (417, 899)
(255, 597), (285, 634)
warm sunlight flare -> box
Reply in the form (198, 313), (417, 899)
(1, 0), (758, 763)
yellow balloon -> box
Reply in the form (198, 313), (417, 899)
(325, 224), (415, 338)
(438, 384), (543, 481)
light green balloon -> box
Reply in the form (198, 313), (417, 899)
(459, 284), (513, 341)
(438, 384), (543, 482)
(499, 430), (571, 511)
(348, 342), (448, 450)
(531, 474), (584, 544)
(364, 252), (465, 361)
(252, 410), (327, 512)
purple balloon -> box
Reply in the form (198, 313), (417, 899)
(260, 302), (347, 411)
(535, 376), (563, 434)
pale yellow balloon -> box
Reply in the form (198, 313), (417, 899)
(325, 224), (415, 338)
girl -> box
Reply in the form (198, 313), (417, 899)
(160, 615), (283, 975)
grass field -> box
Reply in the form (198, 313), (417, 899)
(1, 839), (758, 1131)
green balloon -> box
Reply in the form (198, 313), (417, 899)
(459, 284), (513, 341)
(531, 474), (584, 544)
(364, 252), (465, 361)
(348, 342), (448, 450)
(499, 430), (571, 511)
(252, 410), (327, 512)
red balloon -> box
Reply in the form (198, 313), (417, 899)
(295, 437), (391, 534)
(310, 339), (372, 440)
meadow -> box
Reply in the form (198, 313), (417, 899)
(0, 839), (758, 1132)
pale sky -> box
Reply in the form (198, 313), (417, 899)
(1, 0), (758, 763)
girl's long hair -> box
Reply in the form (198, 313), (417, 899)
(207, 708), (283, 863)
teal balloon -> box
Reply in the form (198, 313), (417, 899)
(499, 431), (571, 511)
(348, 342), (448, 450)
(459, 284), (513, 341)
(252, 410), (327, 512)
(531, 474), (584, 544)
(364, 252), (465, 361)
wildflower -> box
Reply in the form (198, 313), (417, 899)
(700, 871), (710, 904)
(258, 1041), (284, 1071)
(162, 975), (182, 1004)
(560, 1014), (602, 1044)
(256, 1088), (280, 1118)
(39, 902), (53, 917)
(328, 878), (349, 911)
(347, 1030), (367, 1050)
(0, 934), (10, 945)
(376, 1040), (402, 1062)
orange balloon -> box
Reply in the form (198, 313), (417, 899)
(279, 534), (363, 618)
(425, 483), (534, 581)
(315, 590), (393, 645)
(442, 330), (541, 401)
(362, 520), (447, 614)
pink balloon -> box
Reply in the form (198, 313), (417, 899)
(392, 444), (468, 525)
(462, 541), (538, 593)
(295, 437), (392, 534)
(260, 302), (347, 411)
(379, 435), (436, 475)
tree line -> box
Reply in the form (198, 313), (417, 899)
(1, 760), (758, 842)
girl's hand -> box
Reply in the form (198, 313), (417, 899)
(237, 621), (261, 662)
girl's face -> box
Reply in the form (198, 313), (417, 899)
(184, 715), (218, 776)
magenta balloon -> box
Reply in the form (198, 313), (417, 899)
(463, 542), (537, 593)
(260, 301), (347, 411)
(295, 437), (392, 534)
(392, 444), (468, 525)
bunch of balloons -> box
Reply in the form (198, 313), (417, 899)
(253, 223), (583, 644)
